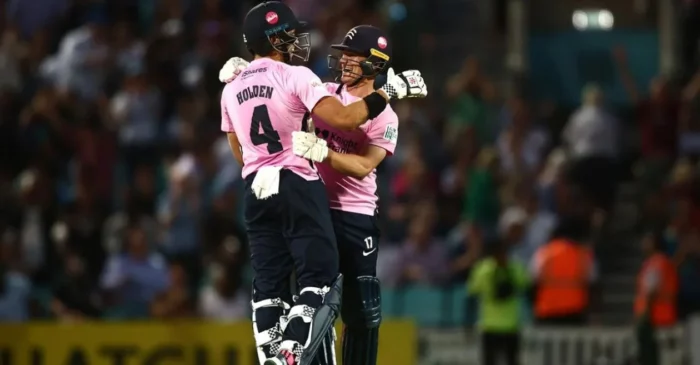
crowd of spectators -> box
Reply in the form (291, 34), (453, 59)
(0, 0), (699, 329)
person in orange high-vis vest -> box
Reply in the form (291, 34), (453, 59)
(531, 236), (595, 325)
(634, 230), (678, 365)
(634, 244), (678, 327)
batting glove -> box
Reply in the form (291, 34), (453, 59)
(379, 67), (428, 100)
(219, 57), (250, 83)
(292, 131), (328, 163)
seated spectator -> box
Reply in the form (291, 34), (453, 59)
(157, 154), (202, 258)
(51, 252), (101, 320)
(497, 100), (548, 180)
(396, 206), (449, 286)
(387, 143), (437, 241)
(198, 263), (248, 321)
(100, 225), (169, 318)
(0, 236), (31, 322)
(449, 223), (484, 283)
(150, 261), (193, 319)
(503, 189), (557, 265)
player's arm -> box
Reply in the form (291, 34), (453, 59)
(221, 89), (244, 166)
(292, 67), (426, 131)
(227, 133), (244, 166)
(324, 145), (387, 179)
(311, 92), (390, 131)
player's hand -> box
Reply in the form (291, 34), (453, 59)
(379, 67), (428, 100)
(219, 57), (250, 83)
(292, 131), (328, 163)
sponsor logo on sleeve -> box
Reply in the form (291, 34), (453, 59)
(383, 125), (398, 144)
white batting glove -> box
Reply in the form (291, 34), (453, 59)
(379, 67), (428, 100)
(219, 57), (250, 83)
(292, 131), (328, 163)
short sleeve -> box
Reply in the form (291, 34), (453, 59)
(367, 110), (399, 155)
(287, 66), (332, 112)
(221, 89), (235, 133)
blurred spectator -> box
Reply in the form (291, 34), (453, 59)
(157, 155), (202, 257)
(505, 188), (558, 265)
(531, 217), (597, 325)
(616, 48), (679, 161)
(109, 72), (162, 172)
(7, 0), (68, 40)
(0, 233), (31, 322)
(198, 262), (249, 321)
(61, 178), (108, 279)
(396, 204), (449, 286)
(386, 141), (437, 240)
(150, 261), (193, 318)
(462, 148), (500, 228)
(563, 85), (619, 212)
(681, 0), (700, 77)
(100, 225), (168, 318)
(449, 223), (484, 283)
(43, 11), (111, 101)
(468, 239), (528, 365)
(536, 149), (567, 213)
(497, 99), (549, 181)
(445, 57), (496, 150)
(680, 70), (700, 157)
(634, 230), (679, 365)
(51, 252), (101, 320)
(562, 84), (618, 161)
(14, 168), (59, 282)
(674, 231), (700, 319)
(0, 27), (24, 93)
(112, 21), (146, 78)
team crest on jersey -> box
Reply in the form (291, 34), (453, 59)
(309, 77), (323, 88)
(383, 125), (398, 144)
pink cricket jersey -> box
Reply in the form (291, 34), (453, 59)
(220, 58), (333, 180)
(313, 83), (399, 216)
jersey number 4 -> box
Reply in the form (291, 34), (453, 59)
(250, 105), (283, 154)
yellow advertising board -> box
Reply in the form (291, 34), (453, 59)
(0, 320), (415, 365)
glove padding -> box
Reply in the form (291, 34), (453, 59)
(219, 57), (250, 83)
(292, 131), (328, 163)
(379, 67), (428, 100)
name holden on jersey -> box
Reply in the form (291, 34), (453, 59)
(236, 85), (274, 105)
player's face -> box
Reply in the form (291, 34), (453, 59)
(340, 52), (367, 84)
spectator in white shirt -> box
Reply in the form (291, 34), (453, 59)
(563, 84), (618, 159)
(563, 84), (619, 211)
(44, 13), (111, 101)
(198, 263), (249, 321)
(497, 100), (549, 178)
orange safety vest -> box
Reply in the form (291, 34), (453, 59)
(534, 239), (592, 318)
(634, 253), (678, 327)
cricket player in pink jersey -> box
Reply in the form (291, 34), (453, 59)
(220, 24), (407, 365)
(220, 3), (427, 365)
